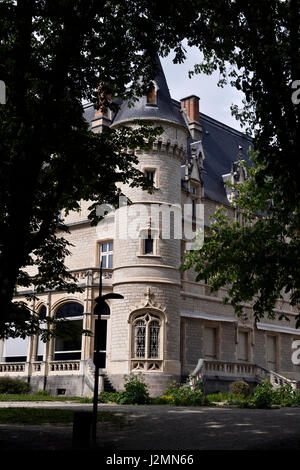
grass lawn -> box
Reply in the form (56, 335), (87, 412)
(0, 393), (92, 402)
(0, 407), (126, 426)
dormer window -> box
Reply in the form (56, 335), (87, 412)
(146, 83), (157, 106)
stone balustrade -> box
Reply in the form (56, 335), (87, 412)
(69, 267), (112, 285)
(190, 358), (297, 390)
(49, 361), (80, 373)
(0, 363), (26, 374)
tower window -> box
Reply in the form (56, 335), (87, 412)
(144, 231), (154, 255)
(146, 170), (155, 183)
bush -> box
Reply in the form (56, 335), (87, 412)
(229, 381), (249, 397)
(253, 380), (274, 408)
(206, 392), (229, 403)
(0, 378), (30, 394)
(117, 373), (150, 405)
(163, 381), (207, 406)
(272, 383), (300, 406)
(98, 391), (120, 404)
(151, 396), (173, 405)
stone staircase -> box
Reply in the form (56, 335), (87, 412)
(103, 375), (117, 393)
(82, 358), (117, 395)
(189, 358), (298, 394)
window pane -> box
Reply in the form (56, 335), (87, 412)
(101, 254), (107, 268)
(54, 319), (83, 353)
(144, 236), (153, 254)
(37, 321), (47, 358)
(3, 336), (29, 362)
(108, 254), (113, 269)
(238, 332), (248, 361)
(135, 320), (146, 358)
(108, 242), (113, 251)
(55, 302), (84, 319)
(146, 171), (155, 182)
(101, 243), (107, 252)
(149, 321), (160, 358)
(267, 336), (276, 368)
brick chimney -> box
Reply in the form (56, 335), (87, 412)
(180, 95), (202, 141)
(180, 95), (200, 122)
(92, 91), (112, 133)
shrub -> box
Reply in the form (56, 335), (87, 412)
(0, 377), (30, 394)
(151, 396), (173, 405)
(253, 380), (274, 408)
(292, 390), (300, 405)
(206, 392), (229, 403)
(163, 381), (206, 406)
(229, 381), (249, 397)
(272, 383), (300, 406)
(98, 391), (120, 404)
(117, 373), (150, 405)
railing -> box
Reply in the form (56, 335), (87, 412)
(49, 360), (80, 373)
(255, 364), (297, 389)
(190, 358), (297, 390)
(82, 357), (104, 394)
(70, 267), (112, 284)
(0, 363), (26, 373)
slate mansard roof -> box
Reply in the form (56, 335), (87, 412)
(83, 59), (252, 206)
(110, 59), (186, 129)
(197, 113), (252, 205)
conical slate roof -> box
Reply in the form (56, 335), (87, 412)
(111, 57), (187, 129)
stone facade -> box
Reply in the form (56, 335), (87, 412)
(1, 59), (299, 396)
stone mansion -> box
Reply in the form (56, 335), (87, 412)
(1, 58), (299, 396)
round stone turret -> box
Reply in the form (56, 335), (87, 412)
(106, 57), (189, 396)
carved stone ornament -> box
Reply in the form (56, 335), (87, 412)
(128, 287), (166, 320)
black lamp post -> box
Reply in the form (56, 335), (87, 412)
(91, 262), (124, 444)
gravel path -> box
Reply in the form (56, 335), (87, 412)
(0, 402), (300, 450)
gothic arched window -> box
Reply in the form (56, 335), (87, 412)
(132, 313), (161, 359)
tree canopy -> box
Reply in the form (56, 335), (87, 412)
(182, 0), (300, 325)
(0, 0), (200, 338)
(0, 0), (299, 337)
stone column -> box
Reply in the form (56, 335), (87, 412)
(81, 270), (93, 361)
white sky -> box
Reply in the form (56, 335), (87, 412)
(160, 45), (245, 132)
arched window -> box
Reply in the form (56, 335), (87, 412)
(54, 302), (84, 361)
(132, 312), (161, 359)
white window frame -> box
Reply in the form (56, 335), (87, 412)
(100, 240), (113, 269)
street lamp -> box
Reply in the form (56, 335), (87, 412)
(91, 262), (124, 444)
